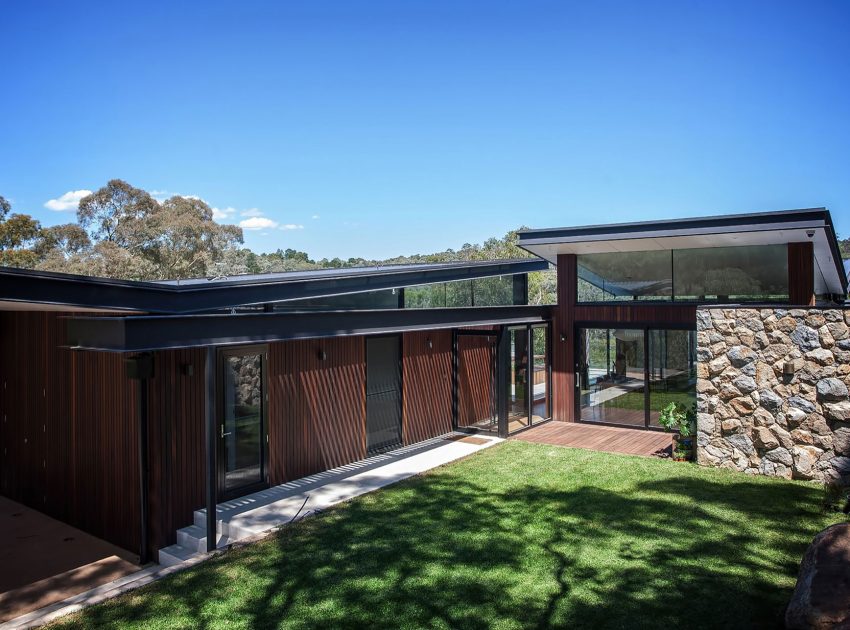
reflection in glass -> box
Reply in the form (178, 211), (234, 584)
(648, 330), (697, 427)
(578, 328), (646, 427)
(223, 353), (263, 491)
(508, 327), (530, 432)
(531, 325), (549, 422)
(577, 244), (790, 303)
(673, 245), (788, 301)
(471, 276), (514, 306)
(404, 276), (520, 308)
(577, 251), (673, 302)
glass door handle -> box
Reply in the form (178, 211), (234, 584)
(220, 425), (233, 438)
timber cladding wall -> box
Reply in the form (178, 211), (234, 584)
(145, 347), (206, 554)
(268, 337), (367, 485)
(0, 316), (465, 557)
(402, 330), (452, 444)
(0, 311), (141, 555)
(267, 333), (457, 485)
(456, 334), (496, 428)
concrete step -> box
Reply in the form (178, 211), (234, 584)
(193, 509), (253, 541)
(158, 544), (198, 568)
(177, 524), (232, 553)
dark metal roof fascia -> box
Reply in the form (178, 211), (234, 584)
(516, 208), (830, 242)
(0, 258), (549, 314)
(66, 306), (553, 352)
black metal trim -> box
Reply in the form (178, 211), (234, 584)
(517, 207), (831, 241)
(67, 306), (552, 352)
(496, 327), (509, 438)
(0, 259), (548, 315)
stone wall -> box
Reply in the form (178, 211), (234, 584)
(696, 307), (850, 483)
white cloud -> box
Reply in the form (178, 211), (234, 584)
(44, 189), (92, 211)
(212, 206), (237, 221)
(312, 215), (320, 220)
(240, 208), (264, 217)
(239, 216), (279, 230)
(280, 224), (304, 230)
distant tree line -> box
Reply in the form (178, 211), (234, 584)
(0, 179), (557, 304)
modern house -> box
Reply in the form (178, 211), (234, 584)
(0, 207), (847, 570)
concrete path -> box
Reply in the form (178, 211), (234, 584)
(4, 432), (501, 629)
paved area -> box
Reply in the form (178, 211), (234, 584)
(0, 496), (139, 623)
(160, 432), (503, 565)
(512, 421), (673, 457)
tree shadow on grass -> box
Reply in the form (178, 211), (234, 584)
(54, 454), (831, 630)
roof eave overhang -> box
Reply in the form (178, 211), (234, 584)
(0, 258), (549, 315)
(518, 209), (847, 295)
(66, 305), (553, 352)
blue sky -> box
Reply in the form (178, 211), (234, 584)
(1, 0), (848, 259)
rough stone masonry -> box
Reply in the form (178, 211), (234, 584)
(696, 307), (850, 483)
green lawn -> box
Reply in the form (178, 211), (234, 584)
(52, 442), (839, 629)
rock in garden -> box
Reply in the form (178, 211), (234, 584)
(786, 523), (850, 629)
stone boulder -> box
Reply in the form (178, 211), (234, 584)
(817, 378), (849, 402)
(786, 523), (850, 629)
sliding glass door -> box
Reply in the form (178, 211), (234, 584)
(577, 327), (695, 429)
(505, 323), (550, 434)
(648, 329), (697, 428)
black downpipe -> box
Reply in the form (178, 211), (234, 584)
(205, 346), (217, 553)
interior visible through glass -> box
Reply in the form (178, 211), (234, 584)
(578, 328), (647, 427)
(578, 327), (696, 428)
(648, 329), (697, 427)
(507, 326), (530, 432)
(222, 353), (264, 491)
(531, 325), (549, 423)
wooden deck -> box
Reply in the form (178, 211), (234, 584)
(512, 421), (673, 458)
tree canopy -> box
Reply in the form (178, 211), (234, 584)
(0, 181), (556, 302)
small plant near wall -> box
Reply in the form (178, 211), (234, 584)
(658, 402), (696, 462)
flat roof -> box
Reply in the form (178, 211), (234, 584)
(517, 208), (847, 295)
(0, 258), (548, 314)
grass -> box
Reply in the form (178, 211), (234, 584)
(51, 441), (840, 630)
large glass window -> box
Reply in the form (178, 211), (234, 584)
(472, 276), (514, 306)
(577, 327), (696, 428)
(578, 250), (673, 302)
(648, 329), (697, 428)
(404, 275), (521, 308)
(578, 328), (647, 427)
(507, 326), (530, 432)
(531, 325), (549, 422)
(577, 244), (790, 303)
(673, 245), (788, 301)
